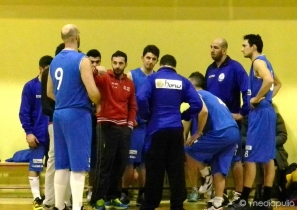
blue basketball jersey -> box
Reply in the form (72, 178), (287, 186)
(49, 50), (91, 111)
(198, 90), (237, 132)
(131, 68), (148, 93)
(131, 68), (152, 125)
(249, 55), (274, 104)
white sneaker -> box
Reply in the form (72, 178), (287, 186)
(199, 170), (213, 194)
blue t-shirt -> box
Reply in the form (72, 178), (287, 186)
(49, 50), (91, 111)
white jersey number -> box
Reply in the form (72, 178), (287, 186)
(54, 67), (63, 90)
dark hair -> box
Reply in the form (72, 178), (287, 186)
(159, 54), (176, 67)
(55, 43), (65, 56)
(39, 55), (53, 68)
(87, 49), (101, 58)
(143, 45), (160, 58)
(111, 50), (127, 62)
(188, 72), (206, 90)
(243, 34), (263, 53)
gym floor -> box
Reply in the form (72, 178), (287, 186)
(1, 198), (297, 210)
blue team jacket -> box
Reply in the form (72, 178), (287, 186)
(136, 67), (202, 136)
(19, 77), (49, 143)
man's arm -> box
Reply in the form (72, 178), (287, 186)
(47, 70), (55, 101)
(80, 57), (101, 106)
(250, 59), (274, 107)
(127, 82), (137, 128)
(236, 64), (249, 119)
(272, 74), (282, 97)
(185, 100), (208, 146)
(19, 82), (39, 148)
(41, 68), (55, 116)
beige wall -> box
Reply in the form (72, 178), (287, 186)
(0, 0), (296, 163)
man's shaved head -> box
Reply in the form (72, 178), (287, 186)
(213, 37), (228, 49)
(61, 24), (79, 41)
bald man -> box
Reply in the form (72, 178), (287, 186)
(187, 38), (249, 205)
(47, 24), (100, 210)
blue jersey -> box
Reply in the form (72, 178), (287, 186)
(248, 55), (274, 106)
(205, 56), (249, 116)
(137, 67), (203, 135)
(198, 90), (238, 132)
(131, 68), (151, 125)
(49, 50), (91, 111)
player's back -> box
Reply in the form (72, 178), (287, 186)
(50, 50), (91, 111)
(198, 90), (237, 132)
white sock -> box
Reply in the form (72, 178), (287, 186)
(199, 167), (210, 178)
(55, 169), (70, 210)
(70, 171), (86, 210)
(29, 176), (40, 199)
(213, 197), (224, 208)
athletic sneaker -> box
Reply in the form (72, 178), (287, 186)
(136, 193), (144, 206)
(227, 191), (241, 207)
(107, 198), (128, 209)
(92, 199), (106, 210)
(204, 203), (223, 210)
(227, 199), (250, 210)
(52, 205), (69, 210)
(120, 193), (130, 205)
(33, 197), (43, 210)
(187, 190), (200, 202)
(199, 170), (213, 194)
(206, 193), (229, 208)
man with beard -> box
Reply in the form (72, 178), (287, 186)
(47, 24), (101, 210)
(199, 38), (249, 205)
(91, 51), (137, 210)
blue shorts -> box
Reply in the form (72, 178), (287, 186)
(244, 102), (276, 163)
(29, 142), (48, 172)
(232, 136), (242, 163)
(128, 124), (146, 164)
(184, 126), (239, 176)
(54, 108), (91, 172)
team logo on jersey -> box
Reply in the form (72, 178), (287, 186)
(129, 150), (137, 155)
(218, 73), (225, 82)
(155, 79), (182, 90)
(123, 86), (130, 92)
(245, 145), (252, 150)
(247, 89), (251, 96)
(36, 95), (41, 98)
(32, 158), (43, 163)
(208, 74), (215, 78)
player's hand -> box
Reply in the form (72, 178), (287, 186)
(232, 113), (243, 121)
(95, 66), (106, 75)
(185, 133), (201, 146)
(26, 134), (39, 148)
(250, 97), (264, 109)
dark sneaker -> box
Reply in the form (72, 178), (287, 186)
(227, 199), (250, 210)
(120, 193), (130, 205)
(187, 190), (200, 202)
(136, 193), (144, 206)
(199, 169), (213, 194)
(203, 203), (223, 210)
(207, 193), (229, 207)
(33, 197), (43, 210)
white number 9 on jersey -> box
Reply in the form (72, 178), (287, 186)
(55, 67), (63, 90)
